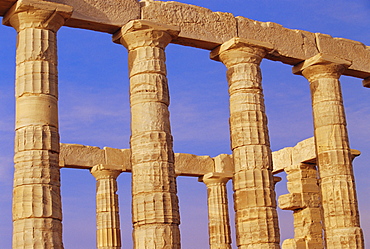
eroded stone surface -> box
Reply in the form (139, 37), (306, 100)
(237, 16), (319, 64)
(295, 54), (364, 248)
(279, 163), (323, 249)
(91, 165), (122, 249)
(316, 33), (370, 79)
(115, 20), (181, 248)
(141, 0), (237, 49)
(60, 144), (105, 169)
(5, 1), (72, 248)
(3, 1), (368, 248)
(272, 137), (316, 174)
(174, 153), (214, 176)
(213, 154), (233, 174)
(213, 38), (280, 248)
(1, 0), (369, 78)
(60, 144), (216, 176)
(200, 173), (232, 249)
(45, 0), (140, 33)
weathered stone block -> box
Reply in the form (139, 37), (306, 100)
(316, 33), (370, 78)
(45, 0), (140, 33)
(174, 153), (213, 176)
(292, 137), (316, 165)
(279, 193), (303, 210)
(141, 0), (237, 49)
(59, 144), (105, 168)
(104, 147), (129, 171)
(282, 238), (306, 249)
(272, 146), (293, 173)
(237, 16), (318, 64)
(213, 154), (233, 173)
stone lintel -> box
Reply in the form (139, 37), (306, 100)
(59, 143), (131, 170)
(112, 19), (180, 44)
(60, 142), (359, 176)
(272, 137), (315, 174)
(213, 154), (233, 174)
(0, 1), (369, 78)
(363, 77), (370, 88)
(3, 0), (73, 27)
(279, 193), (303, 210)
(140, 0), (237, 50)
(292, 53), (352, 75)
(272, 137), (360, 174)
(210, 37), (274, 61)
(44, 0), (140, 34)
(174, 153), (214, 177)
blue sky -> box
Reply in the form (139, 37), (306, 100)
(1, 0), (370, 248)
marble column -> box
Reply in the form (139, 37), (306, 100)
(3, 1), (72, 248)
(293, 53), (364, 248)
(211, 38), (280, 249)
(91, 165), (122, 249)
(113, 20), (181, 249)
(200, 172), (232, 249)
(279, 163), (323, 249)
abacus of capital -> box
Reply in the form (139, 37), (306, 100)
(1, 0), (369, 248)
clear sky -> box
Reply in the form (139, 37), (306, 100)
(1, 0), (369, 248)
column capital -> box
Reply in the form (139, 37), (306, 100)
(199, 172), (233, 185)
(112, 19), (180, 49)
(363, 77), (370, 88)
(3, 0), (73, 32)
(91, 164), (122, 180)
(210, 37), (273, 64)
(292, 53), (351, 81)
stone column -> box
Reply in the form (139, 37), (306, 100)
(293, 53), (364, 248)
(91, 165), (122, 249)
(211, 38), (280, 248)
(113, 20), (181, 249)
(278, 163), (323, 249)
(3, 1), (72, 248)
(199, 172), (232, 249)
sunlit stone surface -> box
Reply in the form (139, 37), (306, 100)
(1, 0), (368, 248)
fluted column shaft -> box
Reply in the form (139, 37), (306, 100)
(201, 173), (232, 249)
(91, 165), (122, 249)
(293, 54), (364, 248)
(279, 163), (323, 249)
(3, 1), (72, 248)
(113, 20), (181, 249)
(211, 38), (280, 249)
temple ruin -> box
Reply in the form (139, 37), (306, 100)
(1, 0), (369, 248)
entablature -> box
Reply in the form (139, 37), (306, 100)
(1, 0), (369, 82)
